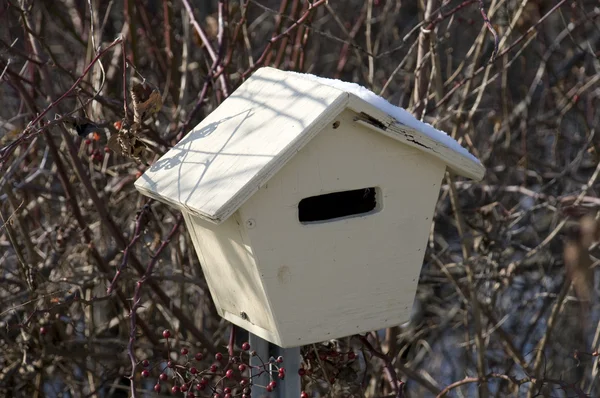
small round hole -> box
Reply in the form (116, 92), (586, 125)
(332, 121), (340, 129)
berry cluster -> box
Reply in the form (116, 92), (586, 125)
(139, 329), (290, 397)
(81, 130), (106, 163)
(297, 347), (358, 396)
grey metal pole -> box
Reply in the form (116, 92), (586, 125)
(275, 345), (301, 398)
(248, 333), (301, 398)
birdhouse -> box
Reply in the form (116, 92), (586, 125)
(135, 67), (484, 347)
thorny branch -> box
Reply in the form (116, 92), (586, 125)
(2, 1), (600, 397)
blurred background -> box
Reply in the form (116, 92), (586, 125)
(1, 0), (600, 397)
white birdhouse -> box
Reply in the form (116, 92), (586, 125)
(135, 67), (484, 347)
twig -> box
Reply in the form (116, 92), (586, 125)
(434, 0), (570, 110)
(181, 0), (229, 97)
(478, 0), (498, 62)
(0, 37), (122, 165)
(128, 214), (184, 397)
(358, 335), (405, 398)
(106, 204), (150, 294)
(446, 171), (488, 398)
(242, 0), (327, 78)
(412, 0), (436, 118)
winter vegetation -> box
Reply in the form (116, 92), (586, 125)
(1, 0), (600, 397)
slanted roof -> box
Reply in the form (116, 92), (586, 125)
(135, 67), (485, 224)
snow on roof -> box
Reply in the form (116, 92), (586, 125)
(288, 71), (481, 166)
(135, 67), (484, 224)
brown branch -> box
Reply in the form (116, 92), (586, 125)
(128, 214), (184, 398)
(358, 335), (406, 398)
(106, 204), (150, 295)
(242, 0), (328, 78)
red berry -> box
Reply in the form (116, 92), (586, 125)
(195, 352), (203, 361)
(225, 369), (233, 378)
(171, 386), (180, 393)
(266, 385), (273, 392)
(329, 351), (338, 358)
(215, 352), (223, 361)
(224, 394), (232, 398)
(181, 384), (188, 392)
(195, 383), (204, 391)
(141, 370), (150, 378)
(238, 364), (247, 372)
(301, 392), (309, 398)
(163, 330), (171, 339)
(241, 342), (250, 351)
(187, 393), (195, 398)
(190, 367), (198, 375)
(142, 359), (149, 367)
(276, 356), (283, 363)
(167, 360), (175, 368)
(40, 327), (47, 335)
(181, 348), (189, 355)
(159, 373), (168, 381)
(200, 377), (209, 385)
(154, 384), (161, 392)
(298, 368), (306, 376)
(84, 139), (91, 145)
(347, 352), (356, 360)
(269, 381), (277, 389)
(224, 387), (231, 394)
(104, 146), (110, 153)
(114, 120), (123, 130)
(240, 378), (248, 387)
(210, 364), (218, 372)
(250, 350), (257, 356)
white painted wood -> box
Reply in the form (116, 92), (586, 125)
(135, 67), (483, 226)
(238, 109), (446, 346)
(135, 67), (348, 224)
(183, 211), (281, 344)
(179, 109), (447, 346)
(135, 67), (486, 348)
(347, 95), (485, 181)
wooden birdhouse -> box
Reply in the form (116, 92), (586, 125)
(135, 67), (485, 347)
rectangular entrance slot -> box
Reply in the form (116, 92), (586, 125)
(298, 187), (380, 224)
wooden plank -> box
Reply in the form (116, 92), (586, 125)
(239, 109), (447, 346)
(347, 94), (485, 181)
(136, 68), (483, 226)
(135, 67), (349, 224)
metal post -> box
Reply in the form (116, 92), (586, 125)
(275, 345), (301, 398)
(249, 333), (301, 397)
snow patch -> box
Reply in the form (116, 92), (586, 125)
(288, 72), (481, 165)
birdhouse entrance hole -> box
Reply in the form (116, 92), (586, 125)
(298, 187), (379, 224)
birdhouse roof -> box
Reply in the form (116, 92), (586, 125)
(135, 67), (485, 224)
